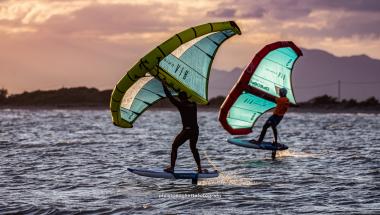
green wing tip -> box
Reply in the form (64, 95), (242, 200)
(113, 120), (133, 128)
(229, 21), (241, 35)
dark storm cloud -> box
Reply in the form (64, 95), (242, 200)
(329, 15), (380, 38)
(206, 0), (380, 38)
(207, 0), (380, 19)
(239, 7), (266, 18)
(207, 8), (236, 17)
(206, 0), (311, 20)
(206, 6), (265, 18)
(310, 0), (380, 12)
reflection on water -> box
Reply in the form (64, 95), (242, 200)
(0, 109), (379, 214)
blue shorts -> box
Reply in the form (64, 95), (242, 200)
(266, 115), (283, 127)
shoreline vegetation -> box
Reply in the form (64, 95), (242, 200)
(0, 87), (379, 113)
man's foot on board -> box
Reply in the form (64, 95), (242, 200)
(164, 166), (174, 173)
(272, 141), (281, 149)
(197, 168), (208, 173)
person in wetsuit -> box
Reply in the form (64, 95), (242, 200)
(251, 88), (290, 145)
(162, 83), (205, 173)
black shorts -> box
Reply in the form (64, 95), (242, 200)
(266, 115), (283, 127)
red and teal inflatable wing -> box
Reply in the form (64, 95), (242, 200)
(219, 41), (303, 135)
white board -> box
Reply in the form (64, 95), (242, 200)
(127, 168), (218, 179)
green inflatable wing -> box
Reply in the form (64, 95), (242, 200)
(111, 21), (241, 128)
(219, 41), (303, 135)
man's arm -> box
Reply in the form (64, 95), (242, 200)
(162, 83), (180, 107)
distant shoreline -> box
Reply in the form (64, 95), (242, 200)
(1, 87), (379, 114)
(289, 107), (380, 114)
(1, 105), (379, 114)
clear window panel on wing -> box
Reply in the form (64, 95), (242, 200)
(227, 92), (276, 129)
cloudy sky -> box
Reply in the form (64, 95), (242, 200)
(1, 0), (379, 94)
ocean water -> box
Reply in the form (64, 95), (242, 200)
(0, 109), (379, 214)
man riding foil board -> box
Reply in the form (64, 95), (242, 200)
(250, 88), (290, 146)
(162, 82), (207, 174)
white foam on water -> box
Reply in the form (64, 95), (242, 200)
(198, 151), (260, 186)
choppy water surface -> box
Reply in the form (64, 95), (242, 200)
(0, 109), (379, 214)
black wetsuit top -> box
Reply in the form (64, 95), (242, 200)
(163, 85), (198, 129)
